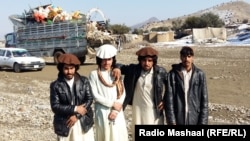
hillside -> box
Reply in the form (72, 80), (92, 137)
(139, 0), (250, 31)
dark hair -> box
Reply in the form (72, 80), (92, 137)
(180, 46), (194, 57)
(57, 63), (80, 75)
(138, 55), (158, 66)
(96, 56), (117, 68)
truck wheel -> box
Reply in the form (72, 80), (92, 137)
(14, 63), (21, 73)
(54, 51), (63, 64)
(78, 56), (86, 65)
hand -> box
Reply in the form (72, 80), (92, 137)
(108, 110), (118, 121)
(76, 104), (87, 116)
(112, 68), (121, 81)
(66, 115), (78, 128)
(157, 101), (164, 111)
(112, 102), (122, 112)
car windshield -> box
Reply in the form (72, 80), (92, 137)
(12, 50), (31, 57)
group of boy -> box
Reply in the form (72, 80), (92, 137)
(49, 44), (208, 141)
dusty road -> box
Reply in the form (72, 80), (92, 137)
(0, 45), (250, 140)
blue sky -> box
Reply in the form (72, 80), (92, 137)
(1, 0), (250, 40)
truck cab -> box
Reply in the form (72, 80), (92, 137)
(5, 32), (16, 48)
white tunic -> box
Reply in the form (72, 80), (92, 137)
(89, 69), (128, 141)
(131, 69), (164, 141)
(182, 68), (192, 123)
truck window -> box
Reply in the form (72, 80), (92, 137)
(5, 33), (15, 47)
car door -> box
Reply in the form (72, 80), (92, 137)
(4, 50), (14, 67)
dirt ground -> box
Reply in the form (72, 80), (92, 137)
(0, 44), (250, 140)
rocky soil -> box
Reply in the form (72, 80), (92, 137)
(0, 44), (250, 141)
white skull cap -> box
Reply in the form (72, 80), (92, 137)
(96, 44), (117, 59)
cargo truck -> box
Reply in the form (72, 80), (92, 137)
(5, 4), (114, 64)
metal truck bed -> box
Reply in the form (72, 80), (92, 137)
(13, 17), (88, 58)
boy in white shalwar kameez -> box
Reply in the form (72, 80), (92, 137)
(89, 44), (129, 141)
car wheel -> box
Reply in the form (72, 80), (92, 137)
(14, 63), (21, 73)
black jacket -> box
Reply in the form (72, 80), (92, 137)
(164, 63), (208, 125)
(118, 63), (168, 117)
(50, 72), (94, 137)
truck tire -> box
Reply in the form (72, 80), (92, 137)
(54, 51), (63, 64)
(78, 56), (86, 65)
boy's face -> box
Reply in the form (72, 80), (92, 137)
(101, 58), (113, 70)
(181, 55), (193, 69)
(63, 64), (76, 80)
(140, 56), (154, 71)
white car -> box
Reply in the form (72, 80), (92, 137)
(0, 48), (45, 72)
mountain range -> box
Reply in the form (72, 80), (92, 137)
(131, 0), (250, 31)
